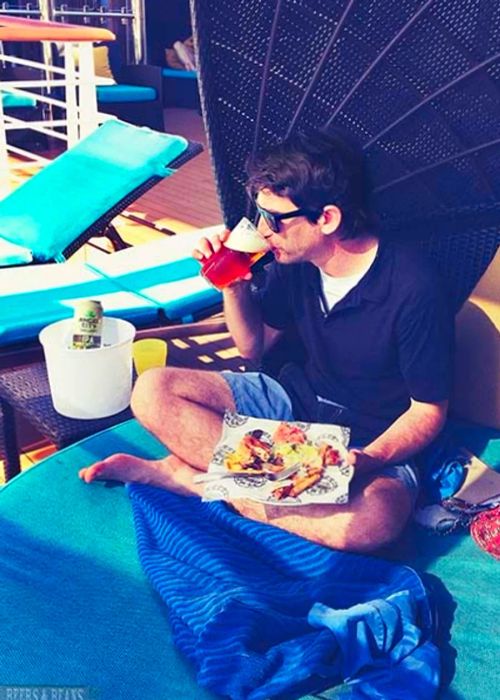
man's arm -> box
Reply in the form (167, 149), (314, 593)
(351, 271), (454, 474)
(224, 282), (282, 363)
(348, 398), (448, 473)
(192, 232), (282, 363)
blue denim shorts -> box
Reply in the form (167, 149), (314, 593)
(221, 370), (419, 503)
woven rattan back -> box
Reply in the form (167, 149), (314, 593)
(192, 0), (500, 310)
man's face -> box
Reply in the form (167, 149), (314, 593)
(255, 188), (329, 264)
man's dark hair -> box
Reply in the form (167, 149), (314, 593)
(246, 128), (375, 238)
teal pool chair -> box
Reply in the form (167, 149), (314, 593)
(1, 89), (41, 150)
(0, 226), (223, 370)
(0, 118), (202, 265)
(0, 118), (221, 369)
(97, 42), (166, 132)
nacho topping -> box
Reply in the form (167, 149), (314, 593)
(223, 422), (343, 498)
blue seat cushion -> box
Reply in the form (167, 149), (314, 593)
(90, 228), (223, 321)
(0, 228), (223, 347)
(1, 91), (37, 108)
(0, 262), (160, 346)
(162, 68), (198, 80)
(0, 420), (498, 699)
(0, 421), (206, 700)
(0, 120), (187, 262)
(97, 85), (158, 103)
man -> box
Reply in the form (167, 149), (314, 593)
(80, 129), (454, 552)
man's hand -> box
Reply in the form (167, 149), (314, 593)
(192, 229), (253, 285)
(347, 448), (384, 474)
(192, 229), (230, 261)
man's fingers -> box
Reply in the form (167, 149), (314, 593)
(347, 449), (361, 466)
(347, 449), (384, 473)
(192, 236), (220, 260)
(192, 237), (213, 260)
(209, 229), (230, 253)
(192, 230), (231, 260)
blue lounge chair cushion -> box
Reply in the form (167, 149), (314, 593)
(0, 228), (222, 347)
(0, 419), (498, 699)
(0, 421), (215, 700)
(1, 91), (37, 108)
(90, 227), (223, 321)
(0, 262), (160, 345)
(0, 236), (33, 266)
(96, 85), (158, 103)
(0, 119), (188, 263)
(162, 68), (198, 80)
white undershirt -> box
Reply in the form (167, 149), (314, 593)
(319, 268), (366, 313)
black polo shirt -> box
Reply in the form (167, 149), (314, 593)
(257, 239), (454, 444)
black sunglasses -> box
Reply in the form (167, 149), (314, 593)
(255, 203), (322, 233)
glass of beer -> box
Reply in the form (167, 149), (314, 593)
(200, 217), (269, 290)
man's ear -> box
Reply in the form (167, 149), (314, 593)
(319, 205), (342, 235)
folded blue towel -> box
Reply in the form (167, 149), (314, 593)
(419, 428), (468, 502)
(128, 485), (439, 699)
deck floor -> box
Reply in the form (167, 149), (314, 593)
(124, 107), (223, 234)
(0, 108), (236, 483)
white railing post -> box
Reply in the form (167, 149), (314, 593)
(0, 15), (115, 190)
(76, 41), (98, 139)
(62, 41), (79, 147)
(0, 91), (10, 197)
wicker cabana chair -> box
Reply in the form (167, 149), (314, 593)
(193, 0), (500, 313)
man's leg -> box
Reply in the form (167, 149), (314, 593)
(233, 471), (414, 553)
(79, 367), (235, 489)
(131, 366), (236, 468)
(79, 368), (412, 552)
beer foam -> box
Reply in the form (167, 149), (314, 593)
(225, 217), (269, 253)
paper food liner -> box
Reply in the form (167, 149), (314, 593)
(203, 412), (354, 506)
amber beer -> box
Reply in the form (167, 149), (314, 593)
(72, 299), (103, 349)
(201, 218), (268, 290)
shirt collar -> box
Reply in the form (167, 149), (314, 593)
(306, 238), (393, 306)
(353, 238), (393, 302)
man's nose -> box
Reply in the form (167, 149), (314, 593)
(257, 217), (274, 238)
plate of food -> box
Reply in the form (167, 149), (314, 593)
(199, 412), (354, 506)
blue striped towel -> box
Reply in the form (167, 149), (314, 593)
(128, 485), (440, 699)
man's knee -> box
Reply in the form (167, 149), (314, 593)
(131, 367), (182, 422)
(313, 478), (413, 553)
(340, 479), (413, 552)
(131, 366), (235, 427)
(339, 517), (402, 553)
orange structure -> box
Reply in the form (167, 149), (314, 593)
(0, 14), (114, 42)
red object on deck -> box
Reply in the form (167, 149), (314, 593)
(471, 505), (500, 559)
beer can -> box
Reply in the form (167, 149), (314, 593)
(72, 299), (103, 349)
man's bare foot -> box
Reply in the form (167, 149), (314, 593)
(78, 453), (203, 496)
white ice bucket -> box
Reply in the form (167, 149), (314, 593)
(39, 317), (136, 419)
